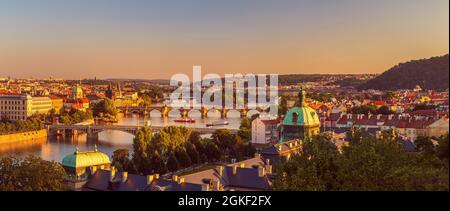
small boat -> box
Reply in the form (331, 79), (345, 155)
(102, 118), (118, 123)
(174, 118), (196, 123)
(206, 120), (229, 127)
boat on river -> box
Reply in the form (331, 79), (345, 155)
(174, 118), (196, 123)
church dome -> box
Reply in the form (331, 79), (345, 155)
(62, 147), (111, 168)
(282, 88), (320, 127)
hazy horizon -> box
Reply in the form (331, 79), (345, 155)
(1, 0), (448, 79)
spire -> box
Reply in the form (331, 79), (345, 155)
(298, 87), (306, 107)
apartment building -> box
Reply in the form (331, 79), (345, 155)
(0, 95), (53, 121)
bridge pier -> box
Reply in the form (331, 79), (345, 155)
(87, 132), (99, 140)
(180, 109), (189, 118)
(220, 109), (228, 119)
(240, 109), (248, 118)
(200, 107), (208, 119)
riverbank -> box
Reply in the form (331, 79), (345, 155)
(0, 129), (48, 144)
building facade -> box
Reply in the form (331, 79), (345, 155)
(0, 95), (53, 120)
(251, 117), (280, 145)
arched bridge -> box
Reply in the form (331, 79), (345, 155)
(117, 105), (272, 118)
(48, 124), (238, 138)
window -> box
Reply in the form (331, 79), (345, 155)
(292, 112), (298, 123)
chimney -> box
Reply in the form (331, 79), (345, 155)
(214, 181), (221, 191)
(178, 177), (185, 184)
(201, 184), (210, 191)
(232, 165), (238, 175)
(172, 175), (179, 182)
(90, 166), (97, 175)
(147, 175), (155, 185)
(266, 165), (273, 174)
(109, 167), (116, 182)
(218, 166), (224, 177)
(258, 167), (266, 177)
(122, 172), (128, 183)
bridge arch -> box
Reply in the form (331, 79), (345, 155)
(227, 109), (241, 118)
(207, 109), (221, 118)
(187, 109), (201, 118)
(168, 110), (182, 117)
(149, 110), (162, 117)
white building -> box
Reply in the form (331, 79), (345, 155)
(251, 117), (280, 145)
(0, 95), (53, 121)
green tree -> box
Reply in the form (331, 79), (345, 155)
(204, 141), (221, 161)
(185, 142), (200, 164)
(93, 98), (117, 118)
(175, 147), (192, 168)
(436, 133), (449, 166)
(212, 129), (235, 152)
(132, 126), (153, 174)
(112, 149), (137, 173)
(0, 155), (67, 191)
(272, 135), (340, 191)
(166, 152), (180, 172)
(272, 135), (449, 191)
(415, 136), (436, 155)
(149, 151), (168, 174)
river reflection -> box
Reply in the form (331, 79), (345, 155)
(0, 114), (243, 162)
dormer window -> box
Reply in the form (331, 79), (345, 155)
(292, 112), (298, 123)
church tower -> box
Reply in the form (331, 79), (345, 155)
(280, 87), (321, 142)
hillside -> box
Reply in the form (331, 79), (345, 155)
(358, 55), (449, 91)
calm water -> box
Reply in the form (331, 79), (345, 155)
(0, 112), (246, 162)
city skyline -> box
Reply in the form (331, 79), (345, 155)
(0, 0), (448, 79)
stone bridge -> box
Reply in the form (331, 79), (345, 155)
(48, 124), (238, 139)
(117, 105), (271, 118)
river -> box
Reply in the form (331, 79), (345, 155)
(0, 113), (245, 162)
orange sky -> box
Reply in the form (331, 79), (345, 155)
(0, 0), (448, 79)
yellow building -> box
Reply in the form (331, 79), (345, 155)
(30, 96), (53, 115)
(49, 96), (64, 114)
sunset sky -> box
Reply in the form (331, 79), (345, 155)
(0, 0), (448, 79)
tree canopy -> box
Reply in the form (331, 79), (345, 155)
(272, 134), (449, 191)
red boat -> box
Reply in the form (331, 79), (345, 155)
(174, 118), (196, 123)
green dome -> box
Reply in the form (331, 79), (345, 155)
(62, 149), (111, 168)
(282, 106), (320, 127)
(282, 88), (320, 127)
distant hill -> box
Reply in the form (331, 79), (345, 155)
(358, 55), (449, 91)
